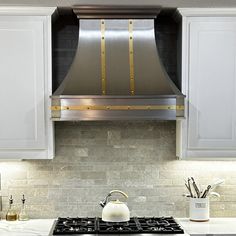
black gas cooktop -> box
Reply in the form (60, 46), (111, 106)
(52, 217), (184, 235)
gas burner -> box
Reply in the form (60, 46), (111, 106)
(106, 226), (132, 231)
(53, 216), (184, 235)
(63, 220), (90, 227)
(148, 227), (161, 231)
(53, 217), (97, 234)
(106, 221), (129, 226)
(146, 218), (170, 227)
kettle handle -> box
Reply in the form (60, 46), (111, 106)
(100, 190), (128, 208)
(109, 190), (128, 199)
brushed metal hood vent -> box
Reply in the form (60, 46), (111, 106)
(51, 6), (185, 121)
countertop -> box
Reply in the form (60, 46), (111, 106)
(0, 218), (236, 236)
(178, 218), (236, 235)
(0, 219), (54, 236)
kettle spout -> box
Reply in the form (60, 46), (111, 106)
(99, 200), (106, 208)
(99, 193), (112, 208)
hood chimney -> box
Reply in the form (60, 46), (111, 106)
(51, 6), (185, 121)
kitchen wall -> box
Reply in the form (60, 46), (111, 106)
(1, 0), (236, 220)
(1, 121), (236, 219)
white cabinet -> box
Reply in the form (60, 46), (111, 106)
(177, 9), (236, 159)
(0, 7), (56, 159)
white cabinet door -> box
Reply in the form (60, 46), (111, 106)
(177, 11), (236, 159)
(0, 17), (46, 149)
(189, 19), (236, 149)
(0, 8), (55, 159)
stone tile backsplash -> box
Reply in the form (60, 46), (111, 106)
(0, 121), (236, 218)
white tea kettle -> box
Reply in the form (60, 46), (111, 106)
(100, 190), (130, 222)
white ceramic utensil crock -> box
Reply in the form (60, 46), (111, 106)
(189, 197), (209, 222)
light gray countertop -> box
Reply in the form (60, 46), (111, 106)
(0, 218), (236, 236)
(178, 218), (236, 235)
(0, 219), (54, 236)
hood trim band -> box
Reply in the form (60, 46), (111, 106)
(51, 105), (184, 111)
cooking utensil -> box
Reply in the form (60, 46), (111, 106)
(209, 191), (220, 198)
(210, 179), (225, 190)
(201, 185), (211, 198)
(191, 177), (201, 198)
(184, 177), (224, 199)
(185, 180), (193, 198)
(188, 178), (194, 198)
(200, 179), (224, 198)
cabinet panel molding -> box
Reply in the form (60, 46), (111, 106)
(0, 7), (56, 159)
(177, 9), (236, 159)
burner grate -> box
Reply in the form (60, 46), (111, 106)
(137, 217), (184, 234)
(53, 217), (97, 234)
(97, 218), (140, 234)
(53, 216), (184, 235)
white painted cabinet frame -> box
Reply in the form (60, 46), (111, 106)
(0, 7), (56, 159)
(177, 8), (236, 160)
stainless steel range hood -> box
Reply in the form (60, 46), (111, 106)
(51, 6), (185, 121)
